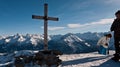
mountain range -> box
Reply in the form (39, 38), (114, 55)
(0, 32), (114, 53)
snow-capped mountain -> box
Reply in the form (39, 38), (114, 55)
(0, 32), (114, 53)
(75, 32), (105, 40)
(0, 34), (44, 52)
(60, 33), (91, 53)
(0, 32), (116, 67)
(0, 34), (50, 46)
(75, 32), (105, 46)
(49, 33), (94, 53)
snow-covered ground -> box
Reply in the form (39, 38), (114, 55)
(60, 50), (120, 67)
(0, 50), (120, 67)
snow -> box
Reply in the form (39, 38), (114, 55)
(14, 50), (34, 57)
(0, 32), (115, 53)
(85, 42), (91, 47)
(0, 32), (117, 67)
(64, 35), (83, 43)
(60, 51), (120, 67)
(18, 35), (26, 42)
(0, 50), (120, 67)
(5, 39), (11, 43)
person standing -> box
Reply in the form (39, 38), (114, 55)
(110, 10), (120, 61)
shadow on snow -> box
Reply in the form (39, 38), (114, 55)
(62, 55), (120, 67)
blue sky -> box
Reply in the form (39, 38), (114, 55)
(0, 0), (120, 35)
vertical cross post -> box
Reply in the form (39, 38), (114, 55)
(44, 4), (48, 50)
(32, 3), (59, 51)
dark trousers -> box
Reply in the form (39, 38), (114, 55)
(114, 37), (120, 54)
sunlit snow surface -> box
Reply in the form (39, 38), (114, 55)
(60, 51), (120, 67)
(0, 50), (120, 67)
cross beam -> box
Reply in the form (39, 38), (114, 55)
(32, 3), (59, 50)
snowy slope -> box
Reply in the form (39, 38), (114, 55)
(61, 33), (91, 53)
(49, 33), (92, 53)
(0, 50), (120, 67)
(60, 50), (120, 67)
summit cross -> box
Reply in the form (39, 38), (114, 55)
(32, 3), (59, 50)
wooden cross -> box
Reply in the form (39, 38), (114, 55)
(32, 3), (59, 51)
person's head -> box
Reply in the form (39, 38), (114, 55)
(115, 10), (120, 19)
(105, 34), (112, 38)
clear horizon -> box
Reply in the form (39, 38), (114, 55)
(0, 31), (108, 36)
(0, 0), (120, 35)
